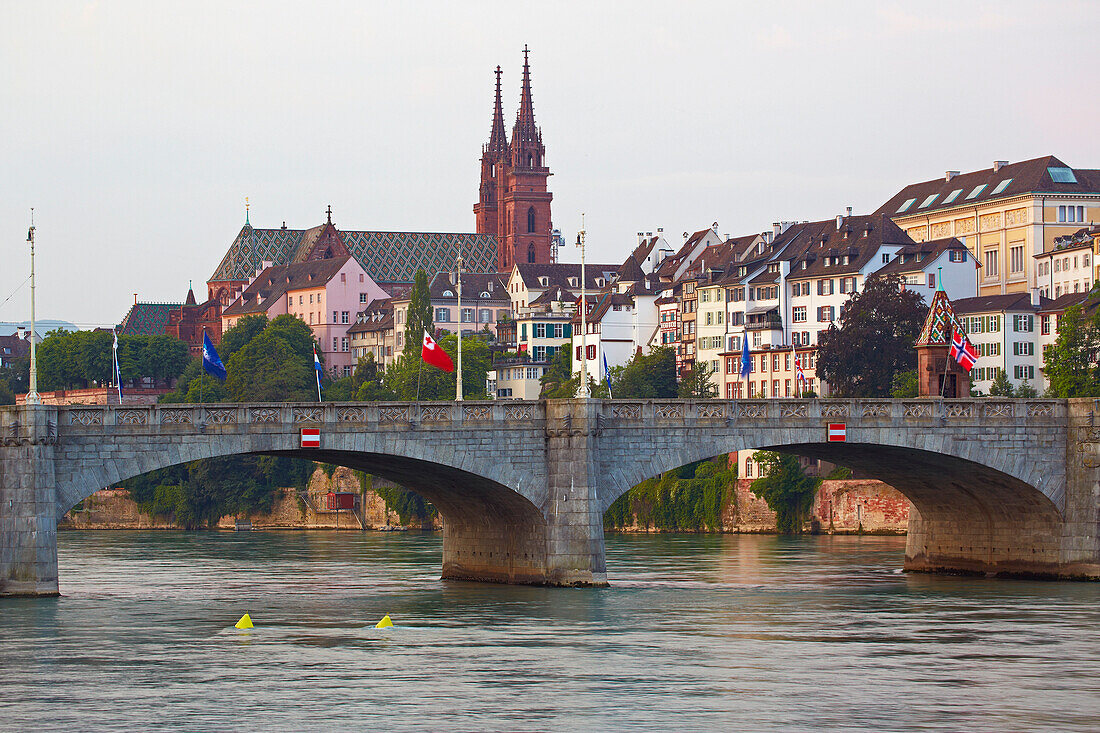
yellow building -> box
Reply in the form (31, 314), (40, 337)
(879, 156), (1099, 297)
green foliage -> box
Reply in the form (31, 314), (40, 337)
(1015, 380), (1038, 398)
(35, 329), (189, 391)
(404, 269), (433, 355)
(604, 458), (734, 531)
(355, 471), (436, 526)
(383, 334), (490, 400)
(749, 451), (820, 533)
(988, 369), (1015, 396)
(120, 455), (313, 527)
(0, 379), (14, 405)
(217, 314), (269, 361)
(824, 465), (853, 480)
(1043, 298), (1100, 398)
(816, 273), (925, 397)
(0, 355), (29, 398)
(889, 369), (919, 398)
(613, 346), (678, 398)
(678, 361), (718, 398)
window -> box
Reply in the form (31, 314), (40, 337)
(985, 249), (1000, 278)
(462, 308), (474, 323)
(479, 309), (491, 323)
(818, 306), (835, 322)
(309, 312), (314, 324)
(897, 197), (917, 213)
(801, 331), (810, 345)
(919, 194), (939, 209)
(793, 306), (807, 323)
(817, 279), (834, 296)
(534, 346), (546, 360)
(705, 312), (713, 326)
(882, 253), (891, 264)
(839, 277), (856, 294)
(1014, 365), (1035, 381)
(1013, 314), (1034, 332)
(990, 178), (1012, 196)
(1041, 315), (1051, 335)
(360, 293), (368, 304)
(1013, 341), (1034, 356)
(1048, 167), (1077, 183)
(943, 188), (963, 204)
(948, 249), (967, 263)
(299, 296), (303, 305)
(1010, 245), (1025, 274)
(435, 308), (450, 322)
(309, 294), (314, 304)
(341, 337), (349, 352)
(773, 354), (780, 371)
(341, 311), (349, 324)
(785, 379), (791, 397)
(586, 344), (596, 359)
(527, 207), (536, 233)
(342, 366), (352, 377)
(966, 184), (987, 200)
(332, 337), (338, 351)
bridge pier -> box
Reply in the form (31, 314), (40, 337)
(0, 406), (60, 596)
(438, 399), (608, 587)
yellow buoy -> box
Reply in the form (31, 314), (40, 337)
(375, 614), (393, 629)
(235, 613), (254, 629)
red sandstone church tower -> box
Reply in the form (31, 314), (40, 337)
(474, 47), (554, 272)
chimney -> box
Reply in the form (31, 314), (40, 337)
(772, 222), (781, 239)
(836, 214), (844, 231)
(637, 231), (644, 243)
(683, 232), (689, 240)
(16, 326), (25, 340)
(846, 206), (852, 218)
(134, 293), (138, 305)
(1031, 287), (1041, 308)
(487, 279), (493, 292)
(993, 160), (1009, 172)
(712, 221), (719, 232)
(945, 170), (960, 182)
(656, 227), (663, 233)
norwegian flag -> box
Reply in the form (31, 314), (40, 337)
(950, 329), (978, 371)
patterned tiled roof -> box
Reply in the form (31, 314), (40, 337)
(916, 288), (963, 346)
(209, 223), (498, 285)
(117, 302), (182, 336)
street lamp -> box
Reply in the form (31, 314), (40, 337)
(25, 209), (40, 406)
(576, 215), (589, 399)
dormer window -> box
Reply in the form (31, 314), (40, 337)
(443, 290), (454, 297)
(568, 277), (578, 287)
(595, 278), (605, 287)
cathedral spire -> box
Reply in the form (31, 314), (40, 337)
(511, 45), (542, 165)
(486, 65), (507, 157)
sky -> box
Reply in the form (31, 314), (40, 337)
(2, 0), (1097, 328)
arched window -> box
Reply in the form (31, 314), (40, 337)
(527, 153), (533, 167)
(528, 243), (536, 263)
(527, 207), (536, 233)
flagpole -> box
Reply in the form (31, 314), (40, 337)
(25, 210), (40, 405)
(416, 333), (424, 402)
(199, 327), (204, 411)
(113, 330), (123, 405)
(576, 214), (589, 399)
(456, 255), (463, 402)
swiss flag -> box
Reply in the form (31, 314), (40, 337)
(421, 331), (455, 372)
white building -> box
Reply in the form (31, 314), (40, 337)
(1035, 226), (1096, 299)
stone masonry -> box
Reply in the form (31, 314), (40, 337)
(2, 398), (1098, 596)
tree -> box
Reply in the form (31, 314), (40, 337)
(217, 314), (269, 361)
(749, 451), (819, 533)
(1043, 299), (1100, 398)
(539, 346), (575, 398)
(890, 370), (919, 398)
(1015, 380), (1038, 398)
(382, 334), (491, 400)
(678, 361), (718, 398)
(0, 379), (14, 405)
(404, 269), (433, 354)
(816, 273), (925, 397)
(614, 346), (678, 398)
(224, 316), (317, 402)
(988, 369), (1015, 396)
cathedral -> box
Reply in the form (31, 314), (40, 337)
(474, 46), (555, 272)
(205, 48), (554, 310)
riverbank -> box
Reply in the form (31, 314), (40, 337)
(62, 467), (908, 534)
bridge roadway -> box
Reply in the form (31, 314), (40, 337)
(2, 398), (1098, 595)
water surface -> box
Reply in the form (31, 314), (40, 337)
(1, 531), (1097, 731)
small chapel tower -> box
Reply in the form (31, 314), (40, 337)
(914, 277), (972, 398)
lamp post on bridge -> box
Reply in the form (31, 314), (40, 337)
(25, 209), (40, 406)
(576, 215), (589, 399)
(456, 254), (463, 402)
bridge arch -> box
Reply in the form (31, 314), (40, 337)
(599, 418), (1065, 576)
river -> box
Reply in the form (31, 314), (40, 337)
(1, 531), (1098, 731)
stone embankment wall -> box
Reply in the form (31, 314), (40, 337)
(60, 466), (442, 531)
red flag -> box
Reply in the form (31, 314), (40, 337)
(421, 331), (454, 372)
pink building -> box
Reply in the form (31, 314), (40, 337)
(221, 256), (388, 377)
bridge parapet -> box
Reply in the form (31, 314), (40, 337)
(53, 401), (546, 436)
(595, 398), (1065, 426)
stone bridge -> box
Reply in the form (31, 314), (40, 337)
(2, 398), (1098, 595)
